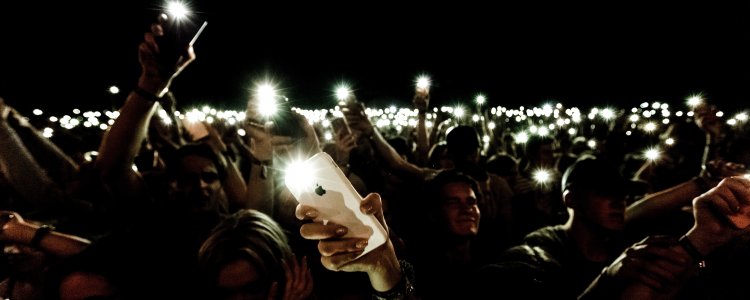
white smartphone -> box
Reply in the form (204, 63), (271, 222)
(285, 152), (387, 257)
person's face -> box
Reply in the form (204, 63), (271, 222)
(578, 190), (626, 232)
(440, 182), (480, 237)
(216, 259), (268, 300)
(175, 155), (222, 212)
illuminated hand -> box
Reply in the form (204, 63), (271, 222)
(137, 21), (196, 97)
(334, 129), (357, 165)
(413, 91), (430, 112)
(343, 102), (374, 138)
(296, 193), (401, 291)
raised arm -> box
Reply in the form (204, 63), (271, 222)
(94, 21), (195, 188)
(344, 102), (432, 181)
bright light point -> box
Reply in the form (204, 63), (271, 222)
(415, 75), (431, 91)
(652, 102), (661, 109)
(73, 109), (80, 114)
(644, 122), (656, 132)
(475, 95), (486, 105)
(472, 115), (480, 122)
(49, 116), (58, 122)
(533, 169), (551, 184)
(716, 111), (724, 117)
(568, 128), (576, 135)
(108, 85), (120, 94)
(629, 115), (639, 122)
(736, 113), (748, 121)
(335, 86), (351, 101)
(453, 107), (465, 117)
(537, 128), (550, 136)
(644, 148), (660, 161)
(665, 138), (675, 145)
(640, 102), (649, 108)
(516, 132), (529, 144)
(99, 124), (108, 130)
(482, 135), (490, 143)
(42, 127), (53, 138)
(587, 140), (597, 149)
(166, 1), (189, 20)
(600, 108), (614, 120)
(687, 111), (694, 117)
(728, 119), (737, 126)
(284, 160), (316, 192)
(321, 119), (331, 127)
(32, 109), (43, 115)
(324, 132), (333, 141)
(626, 131), (632, 136)
(488, 122), (496, 130)
(255, 83), (278, 117)
(676, 111), (683, 117)
(744, 174), (750, 180)
(687, 95), (703, 107)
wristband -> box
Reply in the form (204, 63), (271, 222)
(372, 260), (415, 300)
(678, 235), (706, 268)
(30, 224), (55, 249)
(133, 87), (163, 103)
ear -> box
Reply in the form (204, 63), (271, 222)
(563, 190), (576, 208)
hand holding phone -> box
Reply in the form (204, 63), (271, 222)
(285, 152), (388, 257)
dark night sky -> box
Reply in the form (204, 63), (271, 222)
(1, 1), (749, 114)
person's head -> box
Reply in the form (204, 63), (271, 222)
(198, 209), (294, 300)
(424, 170), (482, 238)
(446, 125), (481, 165)
(561, 156), (632, 232)
(427, 142), (454, 170)
(485, 153), (519, 181)
(168, 143), (228, 214)
(523, 135), (556, 169)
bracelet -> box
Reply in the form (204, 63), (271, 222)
(372, 260), (415, 300)
(133, 87), (163, 103)
(30, 224), (55, 249)
(678, 235), (706, 268)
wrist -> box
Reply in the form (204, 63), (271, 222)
(368, 253), (402, 292)
(371, 260), (415, 300)
(684, 230), (717, 259)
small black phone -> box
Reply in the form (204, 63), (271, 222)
(155, 10), (207, 70)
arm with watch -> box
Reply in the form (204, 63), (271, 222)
(297, 193), (418, 299)
(581, 176), (750, 299)
(0, 211), (90, 257)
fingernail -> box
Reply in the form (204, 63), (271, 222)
(356, 240), (368, 249)
(305, 210), (318, 218)
(336, 227), (347, 235)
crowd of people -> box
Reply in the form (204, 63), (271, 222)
(2, 13), (750, 300)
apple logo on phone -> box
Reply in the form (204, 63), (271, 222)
(315, 184), (326, 196)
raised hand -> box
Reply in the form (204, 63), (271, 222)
(138, 19), (196, 97)
(296, 193), (402, 292)
(268, 256), (314, 300)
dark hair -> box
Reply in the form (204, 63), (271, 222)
(198, 209), (294, 297)
(168, 143), (227, 180)
(424, 170), (483, 208)
(446, 125), (480, 158)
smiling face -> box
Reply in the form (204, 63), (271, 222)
(440, 182), (481, 237)
(174, 154), (224, 213)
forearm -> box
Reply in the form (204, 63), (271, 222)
(0, 122), (65, 207)
(9, 122), (79, 184)
(222, 158), (248, 211)
(369, 128), (426, 179)
(2, 222), (90, 257)
(95, 91), (158, 179)
(625, 178), (704, 224)
(415, 112), (429, 158)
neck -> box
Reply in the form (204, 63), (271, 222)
(563, 214), (615, 263)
